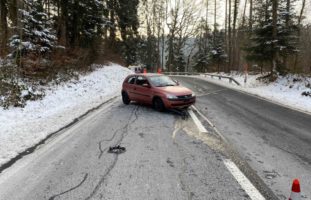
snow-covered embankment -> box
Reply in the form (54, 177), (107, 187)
(0, 64), (132, 166)
(198, 73), (311, 114)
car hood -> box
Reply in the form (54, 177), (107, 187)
(155, 86), (193, 96)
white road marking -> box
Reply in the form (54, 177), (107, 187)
(188, 109), (208, 134)
(189, 105), (265, 199)
(224, 159), (266, 200)
(191, 105), (228, 143)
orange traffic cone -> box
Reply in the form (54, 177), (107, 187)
(289, 179), (301, 200)
(143, 68), (147, 74)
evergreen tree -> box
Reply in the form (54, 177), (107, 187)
(245, 1), (274, 68)
(137, 35), (158, 70)
(277, 0), (299, 72)
(209, 29), (227, 73)
(173, 46), (186, 72)
(246, 0), (298, 74)
(9, 0), (57, 59)
(54, 0), (108, 47)
(193, 20), (211, 72)
(193, 48), (209, 72)
(115, 0), (140, 66)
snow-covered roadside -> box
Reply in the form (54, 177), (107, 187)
(195, 73), (311, 114)
(0, 64), (132, 166)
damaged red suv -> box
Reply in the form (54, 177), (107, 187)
(121, 73), (196, 111)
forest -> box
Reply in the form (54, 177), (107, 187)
(0, 0), (310, 107)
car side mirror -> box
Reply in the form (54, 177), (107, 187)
(142, 83), (151, 88)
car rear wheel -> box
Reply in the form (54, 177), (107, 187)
(122, 91), (130, 105)
(153, 97), (165, 112)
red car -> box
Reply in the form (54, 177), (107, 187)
(121, 73), (196, 111)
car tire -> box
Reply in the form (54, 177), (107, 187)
(153, 97), (165, 112)
(122, 91), (130, 105)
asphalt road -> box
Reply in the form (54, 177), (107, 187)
(174, 76), (311, 200)
(0, 98), (255, 200)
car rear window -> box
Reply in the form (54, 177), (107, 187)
(136, 76), (149, 86)
(128, 76), (136, 84)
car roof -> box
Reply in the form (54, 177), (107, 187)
(130, 73), (164, 77)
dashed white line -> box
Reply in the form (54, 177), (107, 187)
(224, 159), (266, 200)
(188, 109), (208, 134)
(191, 105), (228, 143)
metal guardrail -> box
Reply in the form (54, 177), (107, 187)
(203, 73), (241, 86)
(164, 72), (241, 86)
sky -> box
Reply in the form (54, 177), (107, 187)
(171, 0), (311, 27)
(139, 0), (311, 35)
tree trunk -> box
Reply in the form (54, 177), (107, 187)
(225, 0), (228, 72)
(8, 0), (18, 27)
(293, 0), (306, 72)
(228, 0), (232, 72)
(59, 0), (68, 46)
(214, 0), (216, 33)
(271, 0), (278, 74)
(249, 0), (253, 32)
(0, 0), (8, 55)
(232, 0), (238, 70)
(108, 0), (116, 46)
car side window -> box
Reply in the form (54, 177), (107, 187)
(128, 76), (136, 84)
(136, 76), (149, 86)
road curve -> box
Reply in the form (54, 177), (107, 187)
(174, 76), (311, 200)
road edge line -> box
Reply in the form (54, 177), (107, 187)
(224, 159), (266, 200)
(188, 109), (208, 134)
(191, 105), (228, 143)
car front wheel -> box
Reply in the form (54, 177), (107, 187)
(122, 91), (130, 105)
(153, 97), (165, 112)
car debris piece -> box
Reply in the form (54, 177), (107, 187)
(108, 145), (126, 154)
(171, 109), (189, 120)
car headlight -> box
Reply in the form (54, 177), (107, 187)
(167, 94), (178, 100)
(191, 92), (196, 97)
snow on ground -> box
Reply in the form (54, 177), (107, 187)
(196, 72), (311, 114)
(0, 64), (132, 166)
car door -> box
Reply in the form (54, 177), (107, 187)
(134, 76), (153, 104)
(126, 75), (139, 100)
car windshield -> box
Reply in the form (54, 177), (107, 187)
(149, 76), (177, 87)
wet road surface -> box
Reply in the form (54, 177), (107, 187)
(174, 76), (311, 200)
(0, 98), (267, 200)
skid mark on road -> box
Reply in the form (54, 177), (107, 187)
(86, 106), (140, 199)
(196, 89), (228, 97)
(97, 106), (139, 159)
(84, 155), (118, 200)
(174, 141), (195, 200)
(48, 173), (88, 200)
